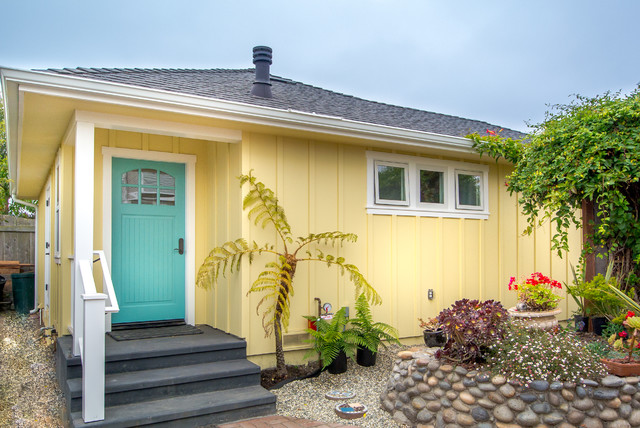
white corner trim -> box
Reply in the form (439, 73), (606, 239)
(102, 147), (197, 325)
(75, 111), (241, 143)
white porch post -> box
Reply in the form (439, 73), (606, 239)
(72, 121), (95, 357)
(82, 291), (107, 422)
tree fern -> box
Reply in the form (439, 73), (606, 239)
(197, 172), (381, 377)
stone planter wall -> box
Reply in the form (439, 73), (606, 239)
(381, 348), (640, 427)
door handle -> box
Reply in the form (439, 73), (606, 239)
(174, 238), (184, 255)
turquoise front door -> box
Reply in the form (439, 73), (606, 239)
(111, 158), (186, 324)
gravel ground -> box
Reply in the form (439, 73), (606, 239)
(272, 345), (423, 428)
(0, 311), (65, 428)
(0, 310), (415, 428)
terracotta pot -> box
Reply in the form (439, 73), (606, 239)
(601, 358), (640, 377)
(508, 307), (561, 330)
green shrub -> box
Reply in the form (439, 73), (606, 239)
(304, 307), (358, 369)
(581, 274), (627, 319)
(350, 293), (400, 352)
(486, 322), (607, 384)
(435, 299), (508, 363)
(585, 341), (611, 359)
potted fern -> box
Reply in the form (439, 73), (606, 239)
(350, 294), (400, 367)
(304, 307), (357, 374)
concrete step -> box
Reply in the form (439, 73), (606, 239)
(66, 359), (261, 412)
(69, 385), (276, 427)
(57, 325), (247, 383)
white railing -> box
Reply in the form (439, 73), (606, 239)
(74, 251), (119, 423)
(94, 250), (119, 332)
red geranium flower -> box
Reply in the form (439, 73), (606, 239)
(627, 311), (636, 319)
(619, 331), (628, 338)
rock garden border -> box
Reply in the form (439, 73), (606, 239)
(381, 347), (640, 427)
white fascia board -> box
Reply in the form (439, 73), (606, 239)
(0, 72), (19, 194)
(1, 67), (475, 154)
(74, 111), (241, 143)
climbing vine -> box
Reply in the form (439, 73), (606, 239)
(468, 87), (640, 285)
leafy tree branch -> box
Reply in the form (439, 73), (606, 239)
(468, 87), (640, 284)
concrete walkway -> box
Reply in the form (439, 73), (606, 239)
(217, 415), (357, 428)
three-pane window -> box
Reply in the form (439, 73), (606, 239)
(367, 152), (489, 219)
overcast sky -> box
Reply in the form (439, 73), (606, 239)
(2, 0), (638, 133)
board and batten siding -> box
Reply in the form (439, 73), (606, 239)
(239, 132), (581, 362)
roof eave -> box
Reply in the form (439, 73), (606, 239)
(1, 68), (478, 181)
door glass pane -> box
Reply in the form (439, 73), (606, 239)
(141, 169), (157, 186)
(420, 170), (444, 204)
(458, 173), (482, 207)
(122, 170), (138, 185)
(141, 187), (157, 205)
(159, 188), (175, 206)
(122, 186), (138, 204)
(159, 171), (175, 188)
(377, 164), (406, 202)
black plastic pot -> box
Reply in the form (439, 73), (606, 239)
(356, 346), (377, 367)
(574, 315), (589, 333)
(0, 275), (5, 301)
(592, 316), (607, 336)
(327, 350), (348, 374)
(423, 329), (446, 347)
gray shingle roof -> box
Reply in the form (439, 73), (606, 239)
(40, 67), (525, 139)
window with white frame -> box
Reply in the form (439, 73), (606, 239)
(366, 151), (489, 219)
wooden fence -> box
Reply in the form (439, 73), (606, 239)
(0, 215), (35, 264)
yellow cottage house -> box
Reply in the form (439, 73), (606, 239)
(0, 47), (579, 426)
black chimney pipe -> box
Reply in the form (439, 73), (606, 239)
(251, 46), (273, 98)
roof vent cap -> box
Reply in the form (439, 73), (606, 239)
(251, 46), (273, 98)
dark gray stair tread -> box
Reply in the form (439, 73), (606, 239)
(67, 359), (259, 397)
(59, 325), (246, 367)
(70, 386), (276, 427)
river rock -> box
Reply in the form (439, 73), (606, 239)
(601, 376), (625, 388)
(493, 405), (515, 423)
(499, 383), (516, 398)
(515, 409), (540, 427)
(471, 406), (491, 422)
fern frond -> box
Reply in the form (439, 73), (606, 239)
(350, 293), (400, 350)
(296, 231), (358, 252)
(247, 256), (296, 335)
(196, 239), (264, 289)
(240, 172), (292, 241)
(303, 251), (382, 305)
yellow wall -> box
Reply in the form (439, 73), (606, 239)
(236, 133), (581, 366)
(46, 143), (75, 333)
(40, 124), (580, 368)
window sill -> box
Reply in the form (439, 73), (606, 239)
(366, 206), (489, 220)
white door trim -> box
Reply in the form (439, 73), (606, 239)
(102, 147), (197, 325)
(44, 183), (51, 326)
